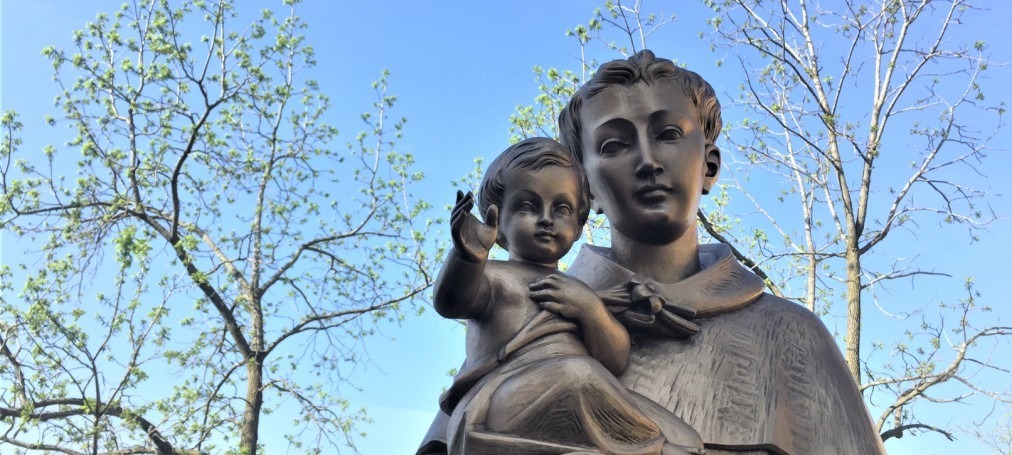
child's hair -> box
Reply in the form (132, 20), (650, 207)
(478, 137), (591, 249)
(558, 49), (723, 163)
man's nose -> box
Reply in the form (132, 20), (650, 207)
(635, 142), (664, 178)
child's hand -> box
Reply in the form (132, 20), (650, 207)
(529, 274), (607, 323)
(450, 190), (498, 263)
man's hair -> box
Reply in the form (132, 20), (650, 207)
(478, 137), (591, 249)
(558, 49), (723, 163)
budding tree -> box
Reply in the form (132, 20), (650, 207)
(0, 0), (434, 453)
(704, 0), (1011, 442)
(506, 0), (1012, 446)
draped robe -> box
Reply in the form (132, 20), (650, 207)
(418, 243), (887, 455)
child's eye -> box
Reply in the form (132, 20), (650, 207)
(599, 139), (627, 156)
(656, 127), (682, 141)
(554, 204), (573, 216)
(516, 201), (536, 212)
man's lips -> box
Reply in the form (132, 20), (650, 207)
(635, 183), (672, 199)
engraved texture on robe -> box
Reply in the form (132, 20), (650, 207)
(566, 244), (886, 455)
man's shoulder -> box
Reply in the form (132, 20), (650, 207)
(713, 292), (839, 349)
(751, 293), (826, 324)
(626, 292), (884, 455)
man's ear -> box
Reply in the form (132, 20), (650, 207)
(702, 144), (721, 195)
(589, 193), (603, 215)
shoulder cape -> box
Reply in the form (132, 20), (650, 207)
(566, 244), (886, 455)
(417, 244), (886, 455)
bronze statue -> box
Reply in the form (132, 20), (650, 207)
(419, 51), (887, 455)
(433, 138), (703, 454)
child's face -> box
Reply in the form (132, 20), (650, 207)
(499, 165), (583, 266)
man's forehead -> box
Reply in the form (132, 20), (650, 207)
(580, 81), (693, 127)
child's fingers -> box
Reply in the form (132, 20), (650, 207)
(528, 288), (558, 301)
(452, 191), (466, 212)
(451, 203), (470, 222)
(538, 300), (562, 314)
(452, 190), (473, 211)
(451, 200), (474, 221)
(456, 190), (474, 202)
(450, 211), (464, 230)
(528, 279), (559, 292)
(450, 205), (466, 222)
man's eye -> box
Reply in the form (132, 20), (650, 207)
(657, 127), (682, 141)
(599, 139), (626, 156)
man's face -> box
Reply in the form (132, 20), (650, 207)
(578, 81), (719, 245)
(499, 165), (583, 265)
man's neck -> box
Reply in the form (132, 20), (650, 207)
(609, 227), (701, 284)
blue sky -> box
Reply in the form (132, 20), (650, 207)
(3, 1), (1012, 454)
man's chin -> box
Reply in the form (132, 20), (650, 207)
(615, 217), (689, 245)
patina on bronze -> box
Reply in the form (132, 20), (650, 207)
(432, 138), (703, 454)
(419, 50), (886, 455)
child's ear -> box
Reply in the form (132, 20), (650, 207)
(495, 232), (508, 251)
(702, 144), (721, 195)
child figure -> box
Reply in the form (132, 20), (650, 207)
(434, 138), (702, 455)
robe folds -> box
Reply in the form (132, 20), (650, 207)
(418, 243), (887, 455)
(444, 324), (671, 455)
(566, 244), (886, 455)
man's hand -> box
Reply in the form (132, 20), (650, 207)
(529, 273), (607, 323)
(450, 190), (498, 263)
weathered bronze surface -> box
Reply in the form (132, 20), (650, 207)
(431, 138), (703, 454)
(419, 51), (886, 455)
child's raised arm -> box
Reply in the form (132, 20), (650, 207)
(433, 191), (500, 320)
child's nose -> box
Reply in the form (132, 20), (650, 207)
(537, 209), (554, 227)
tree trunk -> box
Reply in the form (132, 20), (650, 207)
(845, 239), (863, 386)
(240, 357), (263, 454)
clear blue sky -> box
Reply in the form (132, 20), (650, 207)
(3, 1), (1011, 454)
